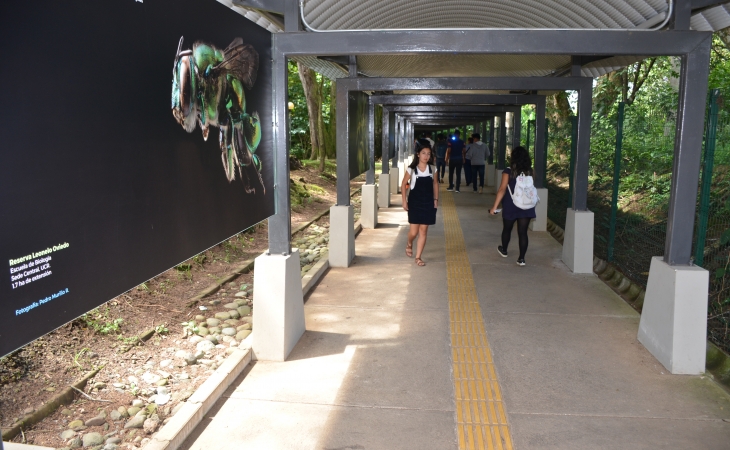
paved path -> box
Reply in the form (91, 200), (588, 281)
(181, 185), (730, 450)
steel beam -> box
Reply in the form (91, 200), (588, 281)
(283, 0), (301, 32)
(664, 36), (712, 265)
(389, 105), (524, 113)
(276, 29), (710, 57)
(371, 94), (546, 106)
(338, 77), (592, 92)
(268, 47), (291, 255)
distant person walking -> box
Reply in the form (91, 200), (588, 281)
(446, 130), (465, 193)
(489, 146), (536, 266)
(424, 131), (435, 150)
(402, 139), (439, 267)
(435, 134), (448, 183)
(465, 133), (488, 193)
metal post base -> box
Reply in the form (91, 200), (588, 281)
(562, 208), (594, 273)
(486, 164), (495, 187)
(530, 188), (548, 231)
(252, 250), (305, 361)
(362, 184), (378, 229)
(390, 168), (400, 195)
(378, 174), (391, 208)
(330, 205), (355, 267)
(638, 257), (708, 374)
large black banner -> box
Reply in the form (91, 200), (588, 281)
(0, 0), (274, 357)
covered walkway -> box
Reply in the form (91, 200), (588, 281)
(182, 187), (730, 449)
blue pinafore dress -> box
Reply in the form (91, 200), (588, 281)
(407, 165), (437, 225)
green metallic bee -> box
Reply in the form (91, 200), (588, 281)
(171, 36), (264, 194)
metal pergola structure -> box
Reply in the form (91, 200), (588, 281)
(248, 0), (714, 374)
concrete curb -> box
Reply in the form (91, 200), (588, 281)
(545, 218), (730, 391)
(140, 220), (361, 450)
(142, 338), (253, 450)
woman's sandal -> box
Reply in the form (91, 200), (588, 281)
(406, 244), (413, 257)
(415, 257), (426, 266)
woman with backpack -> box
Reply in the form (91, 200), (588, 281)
(402, 139), (439, 267)
(489, 146), (536, 266)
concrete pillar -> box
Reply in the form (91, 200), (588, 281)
(378, 173), (390, 208)
(391, 166), (400, 195)
(493, 168), (503, 194)
(397, 160), (405, 194)
(530, 188), (548, 231)
(638, 257), (709, 374)
(486, 164), (495, 187)
(329, 205), (354, 267)
(252, 250), (305, 361)
(562, 208), (594, 273)
(361, 184), (378, 229)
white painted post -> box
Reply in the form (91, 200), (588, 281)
(562, 208), (594, 273)
(252, 250), (305, 361)
(486, 164), (495, 187)
(361, 184), (378, 229)
(329, 205), (354, 267)
(378, 173), (390, 208)
(638, 257), (709, 374)
(530, 188), (548, 231)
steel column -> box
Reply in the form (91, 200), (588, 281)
(572, 82), (593, 211)
(513, 111), (522, 149)
(382, 107), (390, 174)
(488, 117), (495, 165)
(336, 80), (350, 205)
(498, 114), (507, 170)
(664, 36), (712, 265)
(695, 89), (721, 267)
(367, 100), (375, 184)
(268, 47), (292, 255)
(534, 100), (547, 188)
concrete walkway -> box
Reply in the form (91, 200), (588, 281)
(181, 186), (730, 450)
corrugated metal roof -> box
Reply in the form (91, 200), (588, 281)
(220, 0), (730, 82)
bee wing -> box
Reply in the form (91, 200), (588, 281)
(213, 39), (259, 89)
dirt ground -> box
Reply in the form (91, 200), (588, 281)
(0, 161), (367, 449)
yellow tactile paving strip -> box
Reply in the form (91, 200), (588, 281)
(442, 192), (514, 450)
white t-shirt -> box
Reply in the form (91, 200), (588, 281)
(407, 165), (435, 190)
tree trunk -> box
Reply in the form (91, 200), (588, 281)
(297, 63), (322, 161)
(323, 80), (337, 169)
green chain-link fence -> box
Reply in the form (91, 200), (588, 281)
(544, 89), (730, 353)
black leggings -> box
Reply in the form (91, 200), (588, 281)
(502, 217), (531, 260)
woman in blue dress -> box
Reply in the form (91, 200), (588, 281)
(489, 146), (536, 266)
(401, 139), (439, 267)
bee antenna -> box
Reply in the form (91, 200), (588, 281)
(176, 36), (184, 57)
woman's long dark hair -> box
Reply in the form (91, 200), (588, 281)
(509, 146), (533, 178)
(409, 139), (434, 169)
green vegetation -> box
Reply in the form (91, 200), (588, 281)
(81, 307), (123, 335)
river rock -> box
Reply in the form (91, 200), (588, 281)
(60, 429), (76, 439)
(237, 306), (251, 316)
(85, 415), (106, 427)
(132, 399), (144, 407)
(208, 326), (221, 334)
(189, 335), (203, 344)
(204, 335), (218, 345)
(124, 415), (146, 429)
(196, 338), (215, 352)
(69, 437), (82, 448)
(142, 372), (161, 385)
(221, 327), (236, 336)
(82, 432), (104, 447)
(236, 330), (251, 341)
(224, 319), (239, 326)
(109, 410), (122, 421)
(196, 327), (210, 336)
(126, 407), (141, 417)
(228, 310), (241, 319)
(223, 302), (238, 310)
(234, 291), (245, 297)
(106, 437), (121, 445)
(214, 311), (230, 320)
(116, 407), (128, 418)
(205, 318), (220, 327)
(143, 418), (160, 434)
(69, 420), (84, 429)
(237, 323), (252, 331)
